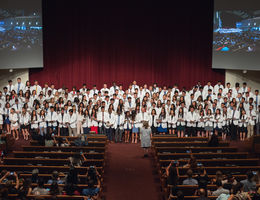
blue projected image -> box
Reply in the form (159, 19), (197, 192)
(0, 9), (42, 51)
(213, 10), (260, 52)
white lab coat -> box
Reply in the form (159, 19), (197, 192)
(227, 109), (240, 126)
(97, 111), (109, 127)
(204, 115), (214, 127)
(167, 115), (177, 128)
(124, 117), (132, 129)
(19, 112), (30, 125)
(68, 113), (77, 128)
(58, 113), (69, 128)
(14, 83), (25, 94)
(213, 114), (223, 128)
(247, 110), (256, 126)
(104, 113), (115, 128)
(149, 114), (158, 127)
(31, 115), (39, 129)
(238, 114), (248, 127)
(114, 114), (125, 130)
(9, 113), (19, 127)
(38, 115), (47, 128)
(186, 111), (198, 127)
(82, 116), (91, 128)
(30, 85), (42, 95)
(46, 111), (58, 127)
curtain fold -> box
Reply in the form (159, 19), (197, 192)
(30, 0), (225, 90)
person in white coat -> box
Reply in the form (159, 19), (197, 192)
(39, 110), (47, 136)
(213, 109), (223, 136)
(131, 110), (140, 143)
(247, 105), (256, 139)
(30, 110), (39, 139)
(221, 107), (229, 141)
(9, 108), (19, 140)
(68, 109), (77, 136)
(76, 107), (84, 135)
(238, 109), (248, 141)
(58, 108), (69, 136)
(6, 80), (15, 93)
(114, 107), (125, 143)
(197, 110), (205, 137)
(106, 108), (115, 141)
(14, 78), (25, 95)
(149, 109), (158, 134)
(19, 107), (30, 140)
(82, 109), (91, 134)
(124, 111), (132, 143)
(30, 80), (42, 96)
(186, 106), (198, 137)
(167, 109), (177, 135)
(97, 106), (108, 135)
(204, 109), (214, 138)
(176, 107), (186, 137)
(157, 107), (168, 135)
(46, 106), (58, 135)
(4, 103), (11, 134)
(228, 105), (240, 140)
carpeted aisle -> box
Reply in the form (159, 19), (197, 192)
(103, 143), (161, 200)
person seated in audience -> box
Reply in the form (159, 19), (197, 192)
(168, 190), (184, 200)
(31, 169), (39, 184)
(17, 178), (32, 200)
(63, 182), (80, 195)
(0, 170), (8, 183)
(212, 180), (230, 197)
(47, 170), (64, 184)
(222, 174), (238, 191)
(31, 178), (49, 196)
(66, 166), (79, 185)
(212, 170), (223, 184)
(44, 132), (55, 147)
(0, 171), (19, 194)
(82, 178), (101, 198)
(196, 167), (210, 192)
(254, 170), (260, 185)
(0, 186), (9, 200)
(165, 160), (179, 195)
(196, 188), (209, 200)
(229, 182), (251, 200)
(49, 182), (62, 196)
(240, 171), (257, 193)
(182, 169), (198, 185)
(183, 155), (198, 170)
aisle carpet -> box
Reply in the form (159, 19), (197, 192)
(103, 143), (162, 200)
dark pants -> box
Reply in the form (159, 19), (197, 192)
(60, 127), (69, 136)
(83, 127), (90, 134)
(48, 126), (57, 135)
(230, 123), (237, 140)
(187, 126), (196, 137)
(106, 128), (113, 141)
(151, 126), (157, 134)
(99, 125), (106, 135)
(115, 128), (123, 143)
(256, 122), (260, 135)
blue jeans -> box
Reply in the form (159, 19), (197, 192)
(106, 128), (113, 141)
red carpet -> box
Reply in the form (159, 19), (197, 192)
(103, 143), (162, 200)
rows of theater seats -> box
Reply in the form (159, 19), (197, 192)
(1, 134), (107, 200)
(151, 136), (260, 200)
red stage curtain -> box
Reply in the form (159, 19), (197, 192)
(29, 0), (225, 90)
